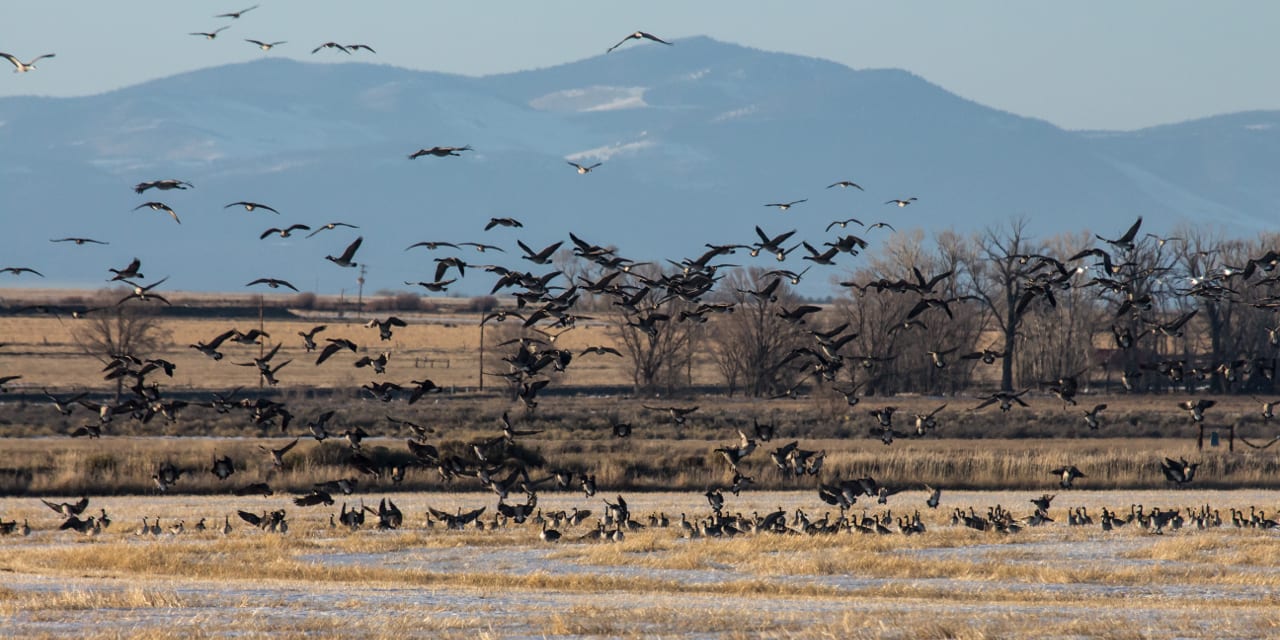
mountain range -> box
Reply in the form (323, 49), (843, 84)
(1, 36), (1275, 299)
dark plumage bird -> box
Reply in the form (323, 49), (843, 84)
(827, 180), (864, 190)
(1, 267), (43, 277)
(225, 201), (280, 214)
(246, 278), (298, 292)
(312, 42), (351, 54)
(190, 27), (230, 40)
(216, 5), (258, 18)
(764, 199), (807, 211)
(260, 224), (310, 239)
(51, 237), (108, 246)
(485, 217), (523, 231)
(134, 179), (193, 193)
(606, 31), (673, 52)
(885, 197), (918, 207)
(408, 145), (472, 159)
(567, 161), (601, 174)
(133, 202), (180, 223)
(246, 39), (285, 51)
(305, 222), (359, 238)
(326, 236), (363, 267)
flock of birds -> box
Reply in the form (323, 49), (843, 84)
(4, 6), (1280, 548)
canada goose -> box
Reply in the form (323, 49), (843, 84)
(191, 27), (230, 39)
(405, 240), (459, 252)
(885, 197), (918, 207)
(245, 278), (298, 292)
(51, 237), (108, 245)
(1081, 403), (1107, 429)
(540, 521), (561, 542)
(132, 202), (180, 223)
(169, 520), (185, 535)
(913, 404), (947, 436)
(1096, 216), (1142, 253)
(117, 276), (171, 306)
(972, 389), (1030, 412)
(260, 438), (300, 468)
(294, 489), (335, 507)
(1160, 457), (1200, 485)
(312, 42), (351, 54)
(485, 217), (523, 231)
(260, 224), (310, 239)
(1178, 398), (1216, 423)
(316, 337), (358, 365)
(109, 257), (144, 281)
(298, 325), (326, 352)
(42, 496), (89, 517)
(210, 454), (235, 480)
(458, 242), (504, 253)
(925, 485), (941, 509)
(764, 199), (807, 211)
(326, 236), (363, 267)
(134, 179), (193, 193)
(216, 5), (258, 18)
(194, 517), (207, 532)
(1050, 465), (1086, 489)
(305, 222), (359, 237)
(366, 316), (407, 341)
(190, 328), (237, 360)
(408, 145), (472, 159)
(221, 516), (233, 535)
(1, 52), (55, 72)
(68, 424), (102, 438)
(606, 31), (673, 53)
(517, 240), (564, 264)
(825, 218), (865, 232)
(226, 201), (280, 214)
(245, 39), (284, 51)
(642, 405), (698, 426)
(567, 161), (601, 174)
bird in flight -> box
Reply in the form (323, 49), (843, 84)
(190, 27), (230, 40)
(485, 217), (523, 231)
(1, 52), (55, 73)
(306, 222), (359, 238)
(312, 42), (351, 54)
(408, 145), (472, 159)
(225, 201), (280, 214)
(326, 237), (363, 268)
(133, 202), (180, 224)
(247, 278), (299, 292)
(825, 218), (864, 232)
(346, 44), (376, 54)
(245, 39), (285, 51)
(1, 267), (43, 277)
(764, 199), (807, 211)
(567, 161), (602, 174)
(135, 179), (193, 193)
(51, 237), (108, 246)
(607, 31), (673, 53)
(216, 5), (258, 19)
(260, 224), (311, 239)
(885, 197), (918, 207)
(827, 181), (864, 190)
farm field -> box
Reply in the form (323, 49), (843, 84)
(3, 490), (1280, 639)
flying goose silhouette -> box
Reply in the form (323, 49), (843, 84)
(51, 237), (108, 245)
(305, 222), (359, 237)
(885, 197), (918, 207)
(225, 201), (280, 214)
(216, 5), (258, 18)
(190, 27), (230, 40)
(246, 278), (298, 291)
(764, 199), (807, 211)
(1, 52), (55, 72)
(606, 31), (673, 53)
(326, 236), (363, 267)
(260, 224), (310, 239)
(567, 161), (601, 174)
(245, 39), (285, 51)
(134, 179), (193, 193)
(133, 202), (180, 223)
(408, 145), (472, 159)
(312, 42), (350, 54)
(827, 180), (864, 190)
(1, 267), (43, 277)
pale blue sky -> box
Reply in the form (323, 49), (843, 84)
(1, 1), (1275, 130)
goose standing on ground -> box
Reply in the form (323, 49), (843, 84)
(1, 52), (55, 72)
(606, 31), (673, 52)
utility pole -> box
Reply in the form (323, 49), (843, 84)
(478, 311), (485, 392)
(257, 294), (265, 389)
(356, 265), (367, 314)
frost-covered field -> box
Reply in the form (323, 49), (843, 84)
(3, 490), (1279, 639)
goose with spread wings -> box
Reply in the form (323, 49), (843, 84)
(1, 52), (55, 72)
(607, 31), (673, 53)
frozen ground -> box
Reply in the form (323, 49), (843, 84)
(2, 490), (1279, 638)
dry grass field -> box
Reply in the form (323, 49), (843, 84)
(3, 490), (1280, 639)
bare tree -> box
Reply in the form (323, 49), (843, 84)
(961, 218), (1045, 391)
(70, 290), (171, 398)
(706, 268), (809, 397)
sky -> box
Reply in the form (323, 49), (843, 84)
(1, 1), (1276, 130)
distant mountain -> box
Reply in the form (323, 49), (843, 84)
(0, 36), (1273, 298)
